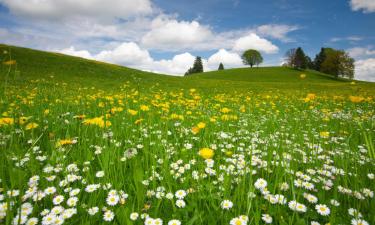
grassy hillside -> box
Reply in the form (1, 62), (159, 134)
(1, 44), (374, 225)
(1, 44), (374, 94)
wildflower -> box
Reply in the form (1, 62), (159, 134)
(349, 96), (364, 103)
(176, 199), (186, 208)
(351, 219), (369, 225)
(168, 220), (181, 225)
(230, 216), (247, 225)
(0, 117), (14, 126)
(103, 210), (114, 221)
(311, 221), (320, 225)
(56, 139), (76, 147)
(26, 218), (38, 225)
(315, 204), (330, 216)
(140, 105), (150, 111)
(106, 194), (119, 206)
(254, 178), (267, 190)
(128, 109), (138, 115)
(262, 214), (272, 224)
(96, 171), (105, 178)
(66, 197), (78, 207)
(221, 200), (233, 210)
(130, 212), (139, 221)
(53, 195), (64, 205)
(300, 74), (306, 79)
(319, 131), (330, 138)
(198, 148), (214, 159)
(25, 122), (39, 130)
(83, 117), (111, 128)
(175, 190), (187, 199)
(87, 207), (99, 215)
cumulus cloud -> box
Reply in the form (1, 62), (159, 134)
(95, 42), (153, 66)
(348, 47), (375, 59)
(56, 43), (249, 76)
(59, 46), (94, 60)
(0, 0), (153, 20)
(233, 33), (279, 54)
(141, 15), (214, 51)
(207, 49), (243, 70)
(254, 24), (299, 42)
(350, 0), (375, 13)
(355, 58), (375, 81)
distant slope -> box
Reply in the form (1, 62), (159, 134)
(0, 44), (182, 89)
(1, 44), (373, 93)
(189, 67), (348, 83)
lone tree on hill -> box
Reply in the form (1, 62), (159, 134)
(242, 49), (263, 68)
(218, 62), (224, 70)
(185, 56), (204, 76)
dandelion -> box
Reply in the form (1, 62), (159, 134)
(198, 148), (214, 159)
(25, 122), (39, 130)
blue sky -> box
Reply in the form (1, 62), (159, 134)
(0, 0), (374, 80)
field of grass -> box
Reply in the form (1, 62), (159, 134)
(0, 44), (374, 225)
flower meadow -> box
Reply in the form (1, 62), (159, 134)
(0, 72), (375, 224)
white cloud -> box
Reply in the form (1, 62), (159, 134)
(95, 42), (153, 66)
(355, 58), (375, 81)
(59, 46), (94, 60)
(350, 0), (375, 13)
(56, 43), (249, 76)
(0, 0), (153, 20)
(255, 24), (299, 42)
(348, 47), (375, 59)
(233, 33), (279, 54)
(207, 49), (243, 70)
(330, 36), (363, 42)
(141, 15), (214, 50)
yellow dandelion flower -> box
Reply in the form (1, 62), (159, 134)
(320, 131), (330, 138)
(25, 122), (39, 130)
(349, 96), (364, 103)
(300, 74), (306, 79)
(197, 122), (206, 129)
(128, 109), (138, 116)
(198, 148), (214, 159)
(140, 105), (150, 111)
(0, 117), (14, 126)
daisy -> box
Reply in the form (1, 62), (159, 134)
(221, 200), (233, 210)
(175, 190), (186, 199)
(176, 199), (186, 208)
(254, 178), (267, 190)
(53, 195), (64, 205)
(103, 210), (114, 222)
(315, 204), (330, 216)
(87, 207), (99, 216)
(106, 194), (119, 206)
(230, 217), (247, 225)
(168, 219), (181, 225)
(262, 214), (272, 224)
(130, 212), (139, 221)
(351, 219), (369, 225)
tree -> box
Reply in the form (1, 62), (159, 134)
(305, 55), (314, 69)
(185, 56), (204, 76)
(320, 49), (354, 79)
(242, 49), (263, 68)
(294, 47), (307, 69)
(313, 48), (328, 71)
(285, 48), (296, 67)
(218, 63), (224, 70)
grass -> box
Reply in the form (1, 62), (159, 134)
(0, 44), (374, 225)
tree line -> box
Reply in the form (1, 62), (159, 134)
(184, 47), (355, 80)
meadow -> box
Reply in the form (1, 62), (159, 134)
(0, 45), (374, 225)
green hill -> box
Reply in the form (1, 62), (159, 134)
(1, 44), (374, 93)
